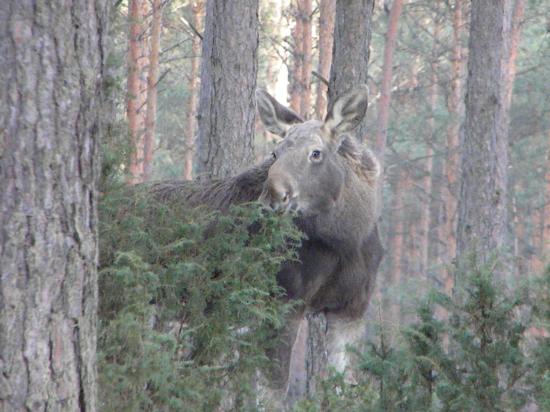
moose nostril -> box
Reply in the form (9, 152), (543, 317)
(282, 192), (289, 203)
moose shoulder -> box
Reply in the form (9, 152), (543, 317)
(148, 85), (384, 320)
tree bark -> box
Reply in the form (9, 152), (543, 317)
(0, 1), (109, 410)
(299, 0), (313, 117)
(143, 0), (163, 181)
(375, 0), (404, 162)
(127, 0), (149, 184)
(289, 2), (304, 113)
(442, 0), (465, 292)
(184, 1), (203, 181)
(328, 0), (375, 143)
(195, 0), (258, 179)
(456, 0), (513, 267)
(315, 0), (335, 119)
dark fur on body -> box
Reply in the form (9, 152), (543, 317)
(146, 132), (383, 319)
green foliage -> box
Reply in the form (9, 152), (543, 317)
(98, 186), (303, 411)
(302, 256), (541, 412)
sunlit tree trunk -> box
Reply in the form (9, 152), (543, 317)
(195, 0), (258, 179)
(143, 0), (163, 181)
(315, 0), (335, 119)
(0, 0), (109, 409)
(456, 0), (513, 268)
(127, 0), (149, 184)
(375, 0), (404, 163)
(184, 1), (203, 181)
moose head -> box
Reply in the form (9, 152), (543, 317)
(256, 86), (373, 219)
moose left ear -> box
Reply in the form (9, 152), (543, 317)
(324, 85), (369, 136)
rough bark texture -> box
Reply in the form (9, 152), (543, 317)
(127, 0), (149, 184)
(0, 0), (108, 410)
(143, 0), (162, 181)
(315, 0), (335, 119)
(456, 0), (513, 266)
(195, 0), (258, 179)
(328, 0), (375, 143)
(184, 1), (203, 181)
(375, 0), (404, 161)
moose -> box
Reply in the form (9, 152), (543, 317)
(147, 85), (384, 394)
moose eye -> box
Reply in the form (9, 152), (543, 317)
(310, 149), (322, 161)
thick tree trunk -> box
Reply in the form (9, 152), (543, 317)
(328, 0), (375, 143)
(127, 0), (149, 184)
(0, 1), (108, 410)
(456, 0), (513, 267)
(375, 0), (404, 161)
(315, 0), (335, 119)
(143, 0), (163, 181)
(195, 0), (258, 179)
(184, 1), (203, 181)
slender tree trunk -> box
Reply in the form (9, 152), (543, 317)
(184, 1), (203, 181)
(456, 0), (513, 267)
(0, 1), (109, 410)
(315, 0), (335, 119)
(542, 144), (550, 262)
(329, 0), (375, 143)
(390, 170), (406, 325)
(375, 0), (404, 162)
(143, 0), (163, 181)
(505, 0), (526, 108)
(195, 0), (258, 179)
(289, 2), (304, 113)
(300, 0), (313, 117)
(127, 0), (150, 184)
(441, 0), (466, 299)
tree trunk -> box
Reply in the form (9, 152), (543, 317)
(195, 0), (258, 179)
(0, 1), (109, 410)
(456, 0), (513, 267)
(299, 0), (313, 117)
(289, 2), (304, 113)
(127, 0), (150, 184)
(328, 0), (375, 143)
(442, 0), (465, 292)
(143, 0), (163, 181)
(315, 0), (335, 119)
(184, 1), (203, 181)
(375, 0), (404, 161)
(542, 144), (550, 262)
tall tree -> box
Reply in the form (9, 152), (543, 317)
(299, 0), (313, 117)
(195, 0), (259, 179)
(0, 1), (109, 410)
(375, 0), (404, 161)
(143, 0), (163, 181)
(456, 0), (513, 266)
(127, 0), (150, 183)
(328, 0), (375, 143)
(184, 1), (204, 181)
(315, 0), (335, 119)
(289, 1), (304, 113)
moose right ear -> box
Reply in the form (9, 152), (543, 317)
(256, 89), (303, 137)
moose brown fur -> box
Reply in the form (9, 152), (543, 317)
(147, 86), (384, 388)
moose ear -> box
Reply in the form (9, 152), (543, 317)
(256, 89), (304, 136)
(324, 85), (369, 136)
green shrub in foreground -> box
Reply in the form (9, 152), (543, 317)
(98, 188), (302, 411)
